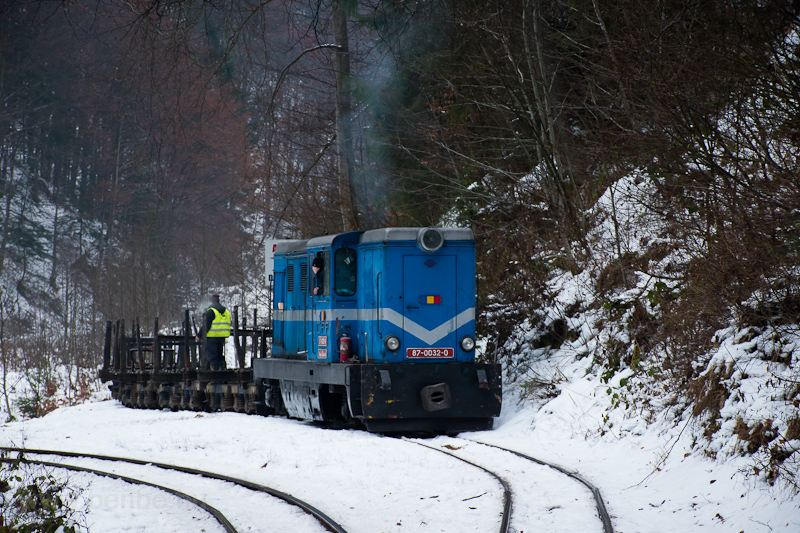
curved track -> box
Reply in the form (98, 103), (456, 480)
(407, 438), (613, 533)
(466, 439), (613, 533)
(411, 440), (512, 533)
(0, 447), (347, 533)
(0, 456), (235, 532)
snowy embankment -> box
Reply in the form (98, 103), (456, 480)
(491, 362), (800, 532)
(2, 176), (798, 531)
(484, 174), (800, 532)
(1, 371), (798, 532)
(1, 397), (598, 533)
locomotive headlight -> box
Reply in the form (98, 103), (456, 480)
(384, 335), (401, 352)
(460, 336), (476, 352)
(417, 227), (444, 253)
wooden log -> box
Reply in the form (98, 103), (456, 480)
(112, 320), (120, 372)
(183, 309), (191, 370)
(233, 306), (244, 369)
(136, 317), (144, 371)
(119, 319), (126, 375)
(153, 317), (161, 373)
(102, 321), (112, 372)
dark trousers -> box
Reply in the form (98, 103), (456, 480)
(206, 338), (226, 370)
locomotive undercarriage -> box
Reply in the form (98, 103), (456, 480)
(108, 369), (265, 415)
(253, 359), (502, 434)
(99, 309), (501, 434)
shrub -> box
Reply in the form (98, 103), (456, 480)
(0, 453), (87, 532)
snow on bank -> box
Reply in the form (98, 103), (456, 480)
(1, 175), (798, 531)
(1, 402), (506, 532)
(1, 366), (109, 421)
(483, 375), (800, 532)
(472, 173), (800, 532)
(1, 379), (798, 532)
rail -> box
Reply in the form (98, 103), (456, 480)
(0, 455), (236, 533)
(0, 447), (347, 533)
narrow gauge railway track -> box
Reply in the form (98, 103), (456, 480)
(407, 438), (613, 533)
(0, 455), (235, 532)
(0, 447), (347, 533)
(465, 439), (613, 533)
(411, 441), (512, 533)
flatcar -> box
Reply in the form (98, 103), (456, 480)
(100, 227), (502, 434)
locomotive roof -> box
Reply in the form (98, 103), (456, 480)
(275, 227), (474, 255)
(272, 239), (308, 255)
(360, 227), (473, 243)
(306, 230), (360, 248)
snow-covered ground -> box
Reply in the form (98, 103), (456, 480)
(2, 176), (799, 531)
(1, 373), (798, 532)
(488, 385), (800, 532)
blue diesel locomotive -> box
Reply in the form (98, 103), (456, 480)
(100, 227), (501, 434)
(255, 227), (502, 433)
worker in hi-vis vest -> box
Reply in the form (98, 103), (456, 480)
(196, 294), (231, 370)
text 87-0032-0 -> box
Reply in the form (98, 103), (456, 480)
(407, 348), (454, 358)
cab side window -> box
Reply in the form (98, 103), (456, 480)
(309, 253), (326, 296)
(334, 248), (357, 296)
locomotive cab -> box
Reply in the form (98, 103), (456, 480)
(306, 231), (360, 362)
(255, 227), (502, 434)
(355, 227), (476, 363)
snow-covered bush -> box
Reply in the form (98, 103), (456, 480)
(486, 173), (800, 491)
(0, 452), (87, 532)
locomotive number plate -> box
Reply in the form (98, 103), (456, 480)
(407, 348), (454, 358)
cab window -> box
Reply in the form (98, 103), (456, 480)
(334, 248), (357, 296)
(309, 252), (329, 296)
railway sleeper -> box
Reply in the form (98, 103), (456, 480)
(121, 384), (132, 407)
(189, 382), (206, 411)
(169, 385), (184, 410)
(131, 383), (142, 408)
(120, 385), (127, 404)
(221, 384), (236, 412)
(144, 382), (158, 409)
(232, 387), (247, 413)
(130, 384), (141, 408)
(244, 384), (262, 415)
(178, 385), (192, 411)
(205, 383), (219, 411)
(157, 384), (172, 410)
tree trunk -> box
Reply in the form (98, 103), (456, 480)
(332, 0), (360, 231)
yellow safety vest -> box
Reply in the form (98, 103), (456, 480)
(207, 307), (231, 338)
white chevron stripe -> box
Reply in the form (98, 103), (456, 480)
(274, 307), (475, 346)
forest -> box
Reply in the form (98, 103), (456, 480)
(1, 0), (799, 488)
